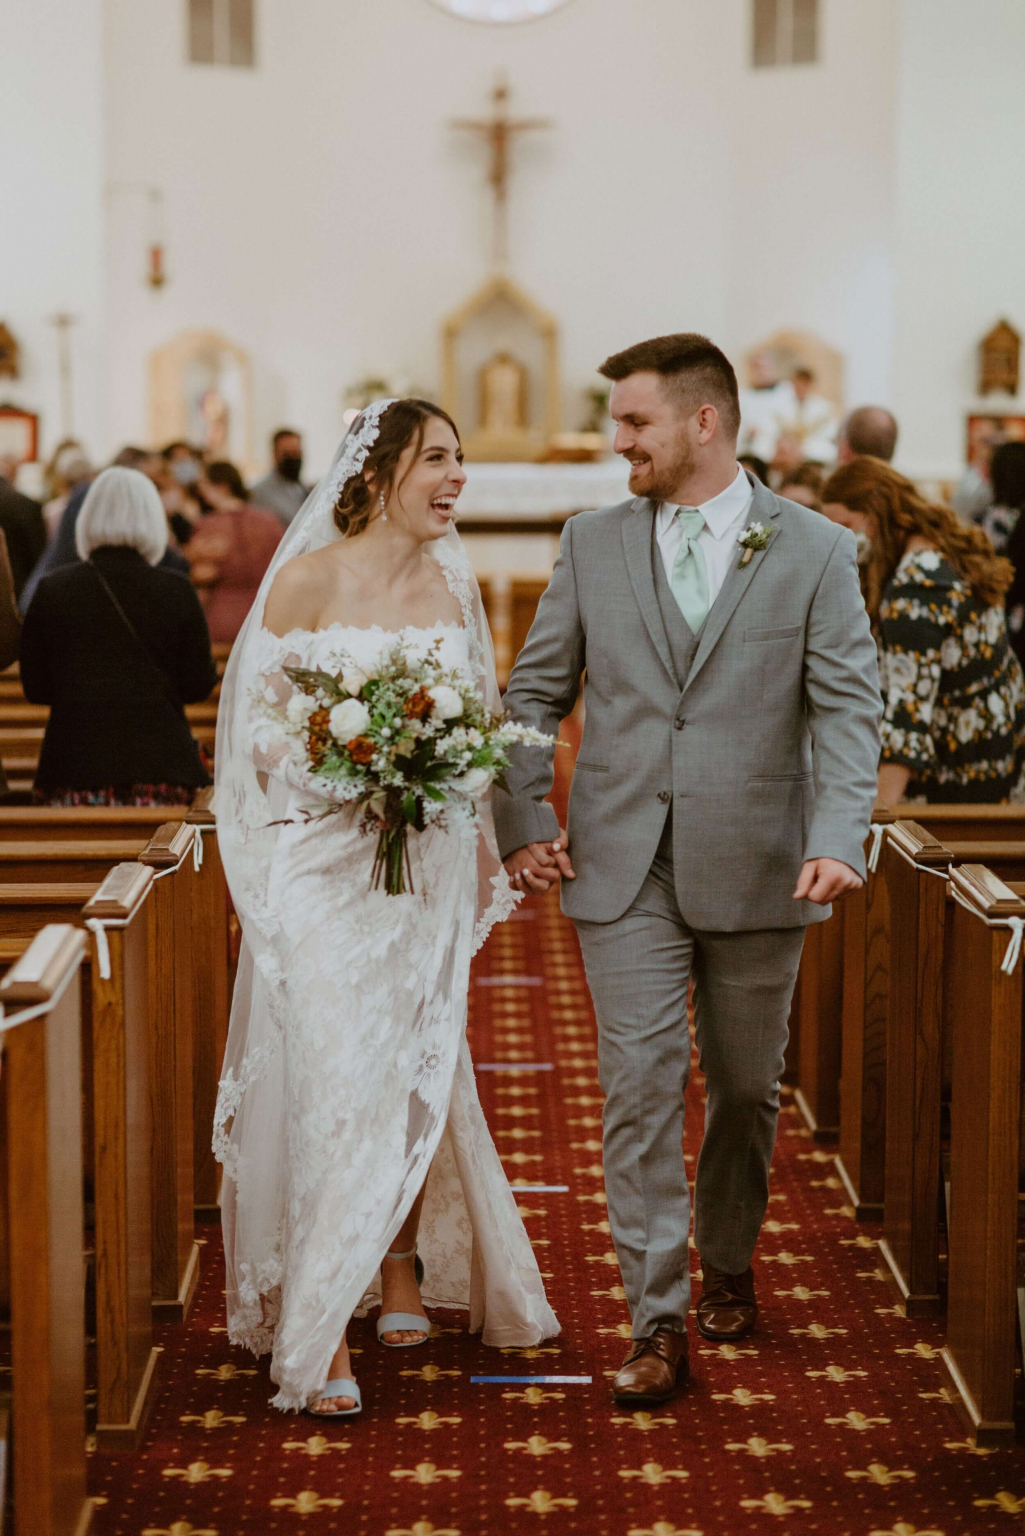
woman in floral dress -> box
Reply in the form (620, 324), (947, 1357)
(822, 456), (1025, 805)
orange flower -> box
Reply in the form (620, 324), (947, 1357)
(347, 736), (376, 765)
(307, 707), (332, 768)
(404, 686), (433, 720)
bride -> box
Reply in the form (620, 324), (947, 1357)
(213, 398), (559, 1416)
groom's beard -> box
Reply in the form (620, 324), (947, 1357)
(629, 435), (698, 504)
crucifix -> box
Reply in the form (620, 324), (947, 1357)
(451, 75), (551, 271)
(47, 312), (78, 438)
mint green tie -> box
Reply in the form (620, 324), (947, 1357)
(670, 507), (709, 632)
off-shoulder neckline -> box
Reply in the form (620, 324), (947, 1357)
(261, 619), (466, 644)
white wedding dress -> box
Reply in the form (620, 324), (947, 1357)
(215, 616), (559, 1411)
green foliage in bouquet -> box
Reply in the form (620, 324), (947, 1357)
(274, 639), (550, 895)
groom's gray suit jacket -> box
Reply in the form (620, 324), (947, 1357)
(492, 474), (882, 931)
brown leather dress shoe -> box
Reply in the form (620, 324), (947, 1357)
(696, 1262), (758, 1341)
(611, 1328), (690, 1404)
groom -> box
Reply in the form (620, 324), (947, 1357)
(493, 333), (881, 1404)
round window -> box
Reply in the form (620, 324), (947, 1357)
(425, 0), (575, 22)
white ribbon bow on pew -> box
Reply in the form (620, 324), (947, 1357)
(869, 823), (1025, 975)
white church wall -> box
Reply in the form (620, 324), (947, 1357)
(720, 0), (898, 411)
(893, 0), (1025, 479)
(101, 0), (904, 477)
(0, 0), (106, 463)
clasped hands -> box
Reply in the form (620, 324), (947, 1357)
(504, 835), (861, 905)
(504, 831), (576, 894)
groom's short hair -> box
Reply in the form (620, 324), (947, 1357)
(599, 333), (741, 440)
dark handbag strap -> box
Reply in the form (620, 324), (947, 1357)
(88, 561), (203, 767)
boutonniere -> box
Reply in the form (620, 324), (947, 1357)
(737, 522), (773, 568)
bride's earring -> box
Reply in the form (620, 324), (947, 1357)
(379, 492), (387, 523)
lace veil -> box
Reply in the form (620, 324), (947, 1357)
(212, 400), (515, 1186)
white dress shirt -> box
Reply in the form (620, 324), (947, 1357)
(655, 466), (754, 607)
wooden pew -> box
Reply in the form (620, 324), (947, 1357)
(139, 822), (201, 1321)
(509, 578), (548, 668)
(797, 809), (900, 1145)
(81, 865), (160, 1450)
(838, 802), (1025, 1222)
(874, 821), (951, 1316)
(858, 823), (1025, 1315)
(0, 925), (93, 1536)
(836, 809), (897, 1218)
(185, 789), (231, 1220)
(793, 908), (844, 1140)
(942, 863), (1025, 1447)
(0, 840), (146, 882)
(0, 795), (232, 1224)
(0, 867), (161, 1451)
(0, 804), (189, 842)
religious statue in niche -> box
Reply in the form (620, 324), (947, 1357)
(444, 78), (561, 461)
(480, 350), (528, 434)
(149, 328), (253, 472)
(442, 275), (559, 461)
(978, 319), (1020, 397)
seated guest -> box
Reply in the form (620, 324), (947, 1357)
(978, 439), (1025, 553)
(187, 460), (283, 642)
(0, 455), (47, 599)
(822, 457), (1025, 805)
(835, 405), (899, 466)
(250, 427), (308, 526)
(20, 445), (189, 614)
(20, 467), (217, 807)
(778, 460), (825, 510)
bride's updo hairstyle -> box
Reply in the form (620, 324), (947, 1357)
(333, 398), (461, 538)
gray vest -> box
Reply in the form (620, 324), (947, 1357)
(651, 514), (701, 689)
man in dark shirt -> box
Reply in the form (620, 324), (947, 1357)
(0, 458), (47, 599)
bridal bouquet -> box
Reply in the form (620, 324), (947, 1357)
(262, 639), (552, 895)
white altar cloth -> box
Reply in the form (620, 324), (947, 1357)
(457, 459), (631, 518)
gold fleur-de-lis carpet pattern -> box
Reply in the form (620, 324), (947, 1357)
(88, 729), (1025, 1535)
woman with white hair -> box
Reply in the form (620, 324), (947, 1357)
(20, 466), (218, 805)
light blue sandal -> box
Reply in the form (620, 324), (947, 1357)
(305, 1378), (362, 1418)
(377, 1246), (432, 1348)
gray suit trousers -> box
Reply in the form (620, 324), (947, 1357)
(574, 820), (804, 1339)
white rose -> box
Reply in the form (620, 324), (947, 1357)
(963, 623), (979, 647)
(450, 766), (491, 797)
(286, 692), (318, 725)
(940, 638), (962, 670)
(916, 549), (941, 571)
(984, 607), (1003, 644)
(341, 667), (369, 697)
(428, 685), (464, 720)
(988, 690), (1007, 724)
(329, 698), (371, 740)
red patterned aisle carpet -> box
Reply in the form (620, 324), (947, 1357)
(89, 730), (1025, 1536)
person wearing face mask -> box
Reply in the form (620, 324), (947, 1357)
(250, 428), (308, 527)
(159, 441), (204, 546)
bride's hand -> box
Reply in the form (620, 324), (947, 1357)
(504, 830), (575, 894)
